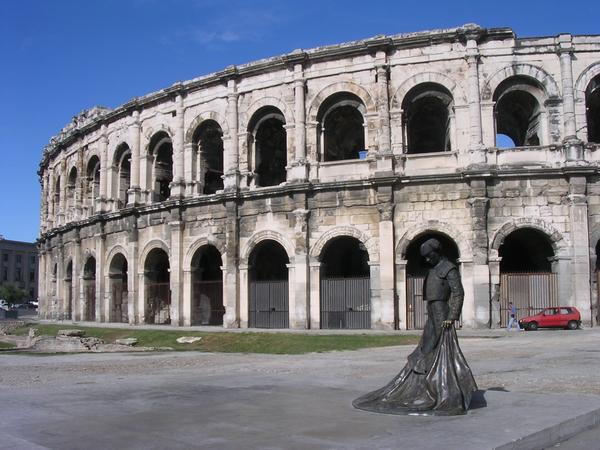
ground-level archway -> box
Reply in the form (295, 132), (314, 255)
(144, 248), (171, 324)
(248, 240), (289, 328)
(498, 227), (557, 326)
(83, 256), (96, 321)
(319, 236), (371, 329)
(405, 232), (459, 330)
(191, 245), (224, 325)
(109, 253), (128, 323)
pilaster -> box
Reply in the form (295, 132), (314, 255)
(223, 78), (240, 190)
(128, 110), (142, 205)
(465, 38), (485, 165)
(169, 209), (184, 326)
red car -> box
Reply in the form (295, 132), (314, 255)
(519, 306), (581, 331)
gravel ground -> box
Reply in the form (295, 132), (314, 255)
(1, 327), (599, 395)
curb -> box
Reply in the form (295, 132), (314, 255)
(495, 407), (600, 450)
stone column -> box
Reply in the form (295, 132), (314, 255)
(466, 39), (485, 165)
(127, 220), (139, 324)
(47, 172), (55, 229)
(395, 259), (407, 330)
(558, 35), (584, 162)
(128, 111), (142, 205)
(170, 94), (186, 198)
(289, 64), (308, 182)
(72, 232), (81, 321)
(568, 175), (592, 324)
(558, 35), (577, 140)
(98, 125), (108, 212)
(468, 179), (491, 328)
(375, 64), (394, 174)
(291, 209), (309, 328)
(96, 229), (106, 322)
(369, 261), (381, 329)
(184, 143), (195, 196)
(57, 162), (66, 226)
(377, 202), (395, 329)
(223, 79), (240, 190)
(223, 201), (240, 327)
(182, 268), (192, 326)
(56, 243), (64, 320)
(169, 210), (184, 326)
(309, 260), (321, 329)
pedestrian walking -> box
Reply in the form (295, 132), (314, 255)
(507, 302), (521, 330)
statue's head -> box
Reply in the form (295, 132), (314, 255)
(420, 238), (442, 267)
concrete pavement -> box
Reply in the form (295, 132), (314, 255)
(1, 327), (600, 449)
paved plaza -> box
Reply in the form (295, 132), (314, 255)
(1, 327), (600, 449)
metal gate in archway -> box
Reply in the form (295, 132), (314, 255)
(500, 272), (558, 327)
(249, 280), (289, 328)
(85, 284), (96, 322)
(193, 281), (225, 325)
(146, 282), (171, 325)
(112, 281), (128, 323)
(406, 276), (427, 330)
(320, 277), (370, 329)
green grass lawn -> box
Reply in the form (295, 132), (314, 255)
(12, 324), (419, 354)
(0, 341), (16, 350)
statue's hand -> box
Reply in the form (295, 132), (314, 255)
(442, 320), (454, 329)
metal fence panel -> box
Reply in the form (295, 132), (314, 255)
(249, 280), (289, 328)
(320, 277), (370, 329)
(146, 282), (171, 325)
(406, 276), (427, 330)
(192, 281), (224, 326)
(499, 272), (558, 326)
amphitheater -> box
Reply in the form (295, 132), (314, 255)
(37, 24), (600, 330)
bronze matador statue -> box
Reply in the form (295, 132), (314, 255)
(353, 238), (477, 416)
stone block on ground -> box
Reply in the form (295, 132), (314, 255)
(176, 336), (202, 344)
(115, 338), (138, 346)
(57, 329), (86, 337)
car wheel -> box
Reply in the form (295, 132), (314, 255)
(528, 322), (538, 331)
(567, 320), (579, 330)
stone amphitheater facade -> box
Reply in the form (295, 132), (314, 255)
(37, 24), (600, 329)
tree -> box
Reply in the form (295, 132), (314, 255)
(0, 284), (27, 306)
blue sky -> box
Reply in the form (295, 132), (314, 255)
(1, 0), (598, 242)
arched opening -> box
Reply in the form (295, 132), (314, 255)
(405, 232), (459, 330)
(317, 92), (366, 161)
(64, 260), (73, 320)
(66, 167), (77, 220)
(498, 228), (557, 326)
(144, 248), (170, 324)
(150, 132), (173, 202)
(320, 236), (371, 329)
(248, 106), (287, 187)
(114, 144), (131, 209)
(51, 262), (57, 297)
(83, 256), (96, 321)
(109, 253), (128, 323)
(248, 240), (289, 328)
(494, 76), (543, 147)
(586, 74), (600, 144)
(191, 245), (224, 325)
(193, 120), (224, 194)
(86, 156), (101, 214)
(402, 83), (453, 154)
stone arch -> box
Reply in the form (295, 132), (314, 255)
(395, 221), (472, 262)
(241, 230), (295, 262)
(240, 97), (293, 132)
(80, 249), (97, 277)
(307, 81), (376, 123)
(391, 72), (466, 109)
(490, 218), (568, 258)
(185, 111), (229, 144)
(574, 62), (600, 101)
(142, 124), (174, 152)
(184, 236), (227, 269)
(481, 64), (561, 101)
(138, 239), (171, 269)
(104, 245), (129, 276)
(310, 226), (378, 263)
(108, 140), (131, 166)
